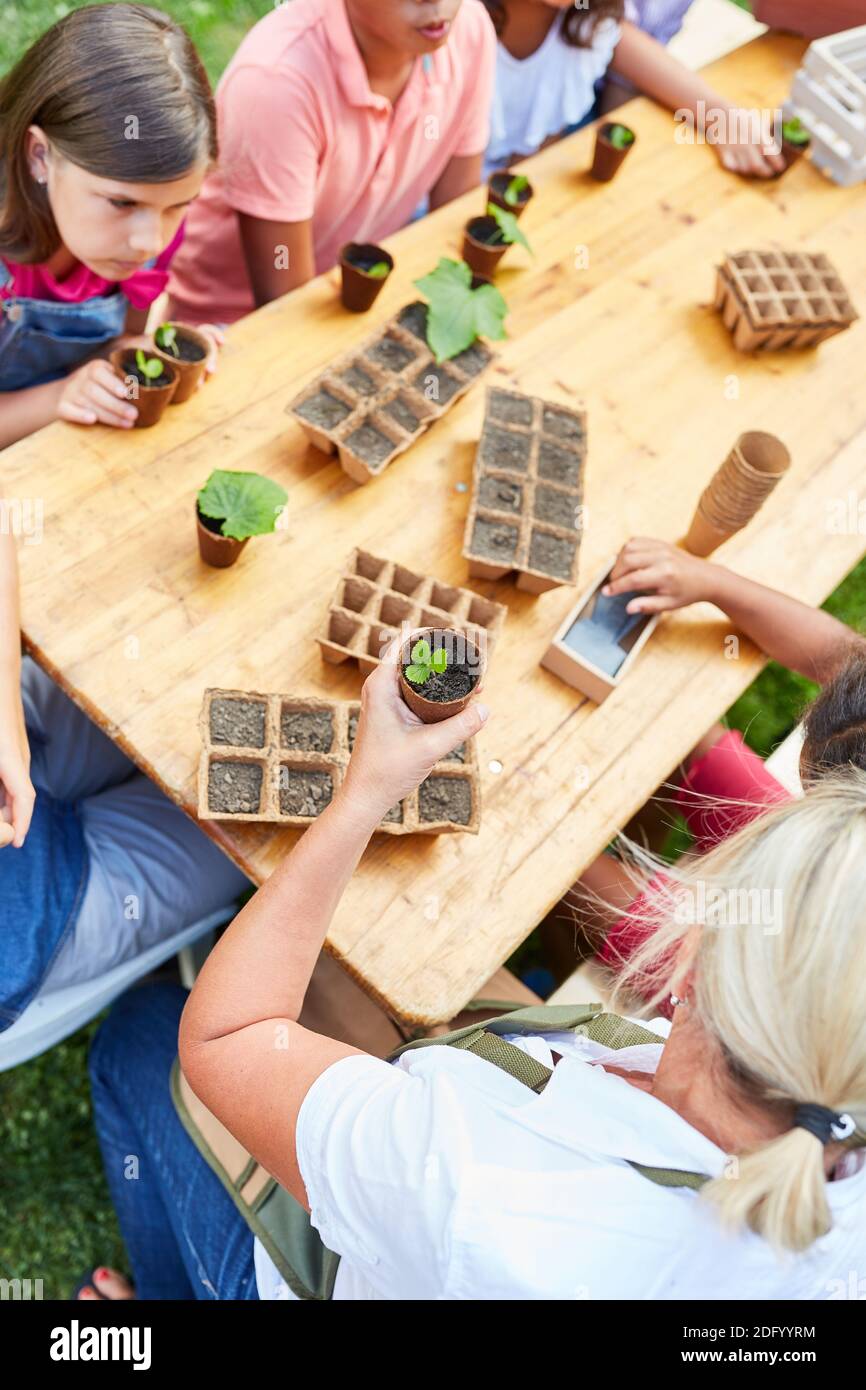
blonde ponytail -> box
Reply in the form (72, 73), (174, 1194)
(703, 1128), (832, 1253)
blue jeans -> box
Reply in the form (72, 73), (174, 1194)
(89, 981), (258, 1300)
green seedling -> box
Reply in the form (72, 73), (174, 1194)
(197, 468), (289, 542)
(413, 257), (508, 363)
(405, 637), (448, 686)
(135, 348), (165, 380)
(781, 116), (810, 147)
(155, 323), (179, 356)
(364, 262), (391, 278)
(487, 202), (533, 255)
(504, 174), (529, 207)
(607, 124), (635, 150)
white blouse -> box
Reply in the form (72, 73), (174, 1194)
(485, 15), (621, 175)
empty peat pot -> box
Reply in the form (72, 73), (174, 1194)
(339, 242), (394, 312)
(110, 349), (177, 428)
(195, 504), (249, 569)
(590, 122), (636, 182)
(487, 170), (534, 219)
(399, 627), (486, 725)
(462, 216), (508, 278)
(152, 322), (210, 403)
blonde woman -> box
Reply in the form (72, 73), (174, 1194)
(82, 655), (865, 1300)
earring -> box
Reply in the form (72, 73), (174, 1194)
(670, 993), (687, 1008)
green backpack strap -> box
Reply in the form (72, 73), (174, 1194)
(389, 1003), (710, 1192)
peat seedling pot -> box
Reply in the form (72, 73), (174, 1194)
(110, 348), (177, 428)
(462, 217), (508, 279)
(153, 322), (210, 403)
(776, 120), (812, 176)
(195, 505), (249, 568)
(590, 122), (636, 182)
(195, 468), (288, 569)
(340, 242), (394, 312)
(399, 627), (486, 725)
(487, 170), (534, 219)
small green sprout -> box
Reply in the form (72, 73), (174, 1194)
(405, 638), (448, 685)
(781, 116), (810, 147)
(155, 323), (179, 356)
(364, 262), (391, 278)
(607, 123), (635, 150)
(487, 202), (533, 255)
(135, 348), (164, 380)
(504, 174), (529, 207)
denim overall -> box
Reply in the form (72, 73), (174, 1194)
(0, 259), (129, 391)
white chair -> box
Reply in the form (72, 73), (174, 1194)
(0, 907), (232, 1071)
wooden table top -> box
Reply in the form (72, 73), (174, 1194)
(7, 34), (866, 1025)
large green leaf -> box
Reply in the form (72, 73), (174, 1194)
(473, 283), (508, 343)
(197, 469), (288, 541)
(413, 258), (509, 363)
(488, 203), (533, 255)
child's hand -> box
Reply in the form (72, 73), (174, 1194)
(0, 721), (35, 849)
(603, 537), (716, 615)
(195, 323), (225, 380)
(340, 646), (489, 824)
(713, 114), (786, 178)
(57, 359), (138, 429)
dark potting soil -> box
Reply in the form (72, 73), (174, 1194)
(208, 761), (263, 815)
(381, 802), (404, 824)
(382, 394), (422, 434)
(471, 515), (519, 563)
(396, 302), (429, 341)
(489, 389), (533, 427)
(280, 707), (334, 753)
(443, 742), (467, 763)
(197, 508), (227, 537)
(120, 359), (173, 389)
(345, 421), (395, 469)
(411, 363), (461, 407)
(365, 334), (417, 374)
(538, 439), (581, 487)
(529, 529), (577, 579)
(279, 767), (334, 817)
(533, 485), (578, 531)
(209, 697), (267, 748)
(478, 474), (523, 515)
(542, 405), (583, 445)
(480, 425), (532, 473)
(403, 657), (477, 704)
(450, 341), (492, 378)
(468, 217), (505, 247)
(347, 711), (359, 750)
(296, 389), (352, 431)
(346, 249), (389, 273)
(171, 333), (206, 363)
(339, 363), (377, 396)
(418, 775), (473, 825)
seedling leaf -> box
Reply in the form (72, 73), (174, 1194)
(413, 257), (509, 362)
(472, 283), (508, 342)
(411, 638), (432, 666)
(431, 647), (448, 674)
(487, 203), (533, 255)
(365, 261), (391, 278)
(608, 123), (635, 150)
(197, 469), (289, 542)
(405, 663), (430, 684)
(504, 174), (529, 207)
(155, 323), (179, 355)
(135, 348), (164, 380)
(781, 116), (810, 146)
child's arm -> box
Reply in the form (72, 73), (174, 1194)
(0, 361), (138, 449)
(611, 21), (786, 179)
(429, 153), (485, 210)
(0, 528), (34, 847)
(605, 537), (861, 685)
(237, 215), (317, 305)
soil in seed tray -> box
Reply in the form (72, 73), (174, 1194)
(345, 421), (395, 469)
(450, 342), (492, 377)
(533, 484), (578, 531)
(296, 389), (352, 431)
(396, 302), (428, 341)
(489, 390), (533, 427)
(171, 333), (206, 363)
(471, 515), (519, 563)
(478, 474), (523, 514)
(121, 358), (174, 389)
(443, 742), (467, 762)
(382, 395), (422, 434)
(528, 529), (577, 579)
(538, 439), (581, 487)
(542, 405), (583, 445)
(479, 425), (532, 473)
(412, 364), (460, 406)
(208, 761), (263, 815)
(418, 775), (472, 825)
(403, 649), (478, 704)
(280, 768), (334, 817)
(366, 335), (417, 373)
(348, 712), (359, 749)
(339, 363), (377, 396)
(209, 697), (267, 748)
(280, 708), (334, 752)
(382, 802), (404, 824)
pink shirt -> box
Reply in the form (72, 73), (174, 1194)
(1, 225), (184, 311)
(169, 0), (496, 325)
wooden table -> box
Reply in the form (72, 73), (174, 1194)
(7, 35), (866, 1025)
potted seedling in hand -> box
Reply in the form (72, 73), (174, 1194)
(413, 257), (508, 364)
(487, 170), (534, 219)
(195, 468), (289, 568)
(591, 121), (636, 182)
(339, 242), (395, 312)
(462, 203), (533, 279)
(777, 116), (811, 174)
(153, 321), (211, 403)
(110, 346), (178, 427)
(399, 627), (486, 724)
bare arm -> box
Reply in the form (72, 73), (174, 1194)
(237, 215), (317, 307)
(0, 527), (34, 846)
(429, 152), (484, 211)
(606, 537), (860, 686)
(179, 656), (489, 1206)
